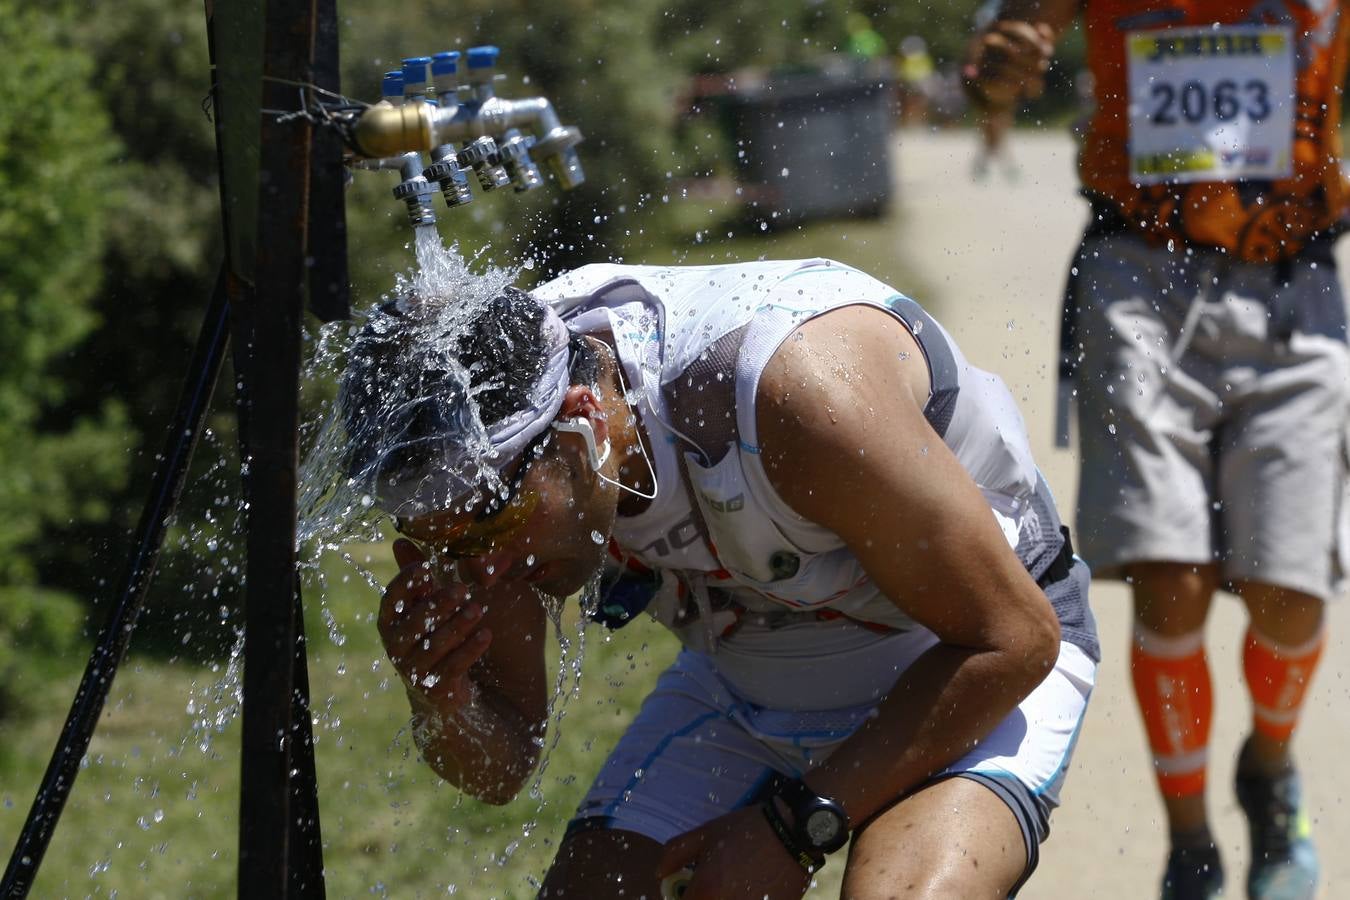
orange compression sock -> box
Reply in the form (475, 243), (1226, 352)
(1131, 627), (1213, 798)
(1243, 625), (1326, 742)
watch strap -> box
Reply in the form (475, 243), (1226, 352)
(760, 799), (825, 873)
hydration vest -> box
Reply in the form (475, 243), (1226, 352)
(1080, 0), (1350, 262)
(532, 260), (1098, 660)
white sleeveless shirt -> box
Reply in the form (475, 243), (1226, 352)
(532, 260), (1062, 708)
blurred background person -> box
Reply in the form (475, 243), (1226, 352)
(967, 0), (1019, 182)
(845, 11), (887, 62)
(895, 34), (935, 127)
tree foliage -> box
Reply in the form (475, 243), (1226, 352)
(0, 0), (132, 709)
(0, 0), (128, 585)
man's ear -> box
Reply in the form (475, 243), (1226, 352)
(558, 384), (609, 446)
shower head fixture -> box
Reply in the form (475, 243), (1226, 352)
(345, 44), (585, 234)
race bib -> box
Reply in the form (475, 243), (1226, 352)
(1127, 26), (1295, 184)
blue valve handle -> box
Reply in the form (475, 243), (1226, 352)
(466, 45), (500, 69)
(401, 56), (431, 85)
(431, 50), (460, 76)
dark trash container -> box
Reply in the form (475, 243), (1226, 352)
(720, 63), (895, 224)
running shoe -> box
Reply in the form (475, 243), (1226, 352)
(1161, 843), (1225, 900)
(1235, 761), (1318, 900)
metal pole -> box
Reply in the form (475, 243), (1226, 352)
(307, 0), (349, 324)
(286, 577), (326, 898)
(1, 274), (232, 899)
(235, 0), (317, 895)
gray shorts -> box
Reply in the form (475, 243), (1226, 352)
(1071, 232), (1350, 600)
(568, 639), (1096, 890)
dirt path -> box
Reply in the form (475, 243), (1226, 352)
(890, 128), (1350, 899)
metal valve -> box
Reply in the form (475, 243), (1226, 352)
(391, 152), (437, 227)
(456, 136), (511, 191)
(530, 124), (586, 191)
(425, 147), (474, 207)
(497, 130), (544, 193)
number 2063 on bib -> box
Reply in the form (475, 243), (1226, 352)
(1127, 25), (1295, 185)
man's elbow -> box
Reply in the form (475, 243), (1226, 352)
(1019, 599), (1062, 683)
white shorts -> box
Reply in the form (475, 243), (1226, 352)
(569, 636), (1096, 876)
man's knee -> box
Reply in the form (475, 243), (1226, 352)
(1129, 561), (1219, 635)
(841, 779), (1027, 900)
(1229, 578), (1325, 646)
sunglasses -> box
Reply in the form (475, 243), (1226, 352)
(394, 430), (551, 560)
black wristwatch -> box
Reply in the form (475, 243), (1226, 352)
(767, 776), (850, 857)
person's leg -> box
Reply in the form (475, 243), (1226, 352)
(1225, 580), (1325, 900)
(1128, 561), (1228, 898)
(1128, 561), (1220, 838)
(1209, 257), (1347, 899)
(1231, 581), (1325, 775)
(1072, 234), (1219, 582)
(842, 777), (1027, 900)
(1074, 238), (1227, 897)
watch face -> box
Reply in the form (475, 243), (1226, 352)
(805, 808), (843, 846)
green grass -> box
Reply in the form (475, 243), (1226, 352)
(2, 546), (684, 899)
(0, 214), (913, 898)
(1, 549), (852, 898)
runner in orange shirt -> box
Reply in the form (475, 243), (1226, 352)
(967, 3), (1349, 899)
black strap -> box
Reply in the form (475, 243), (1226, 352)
(1036, 526), (1075, 590)
(760, 801), (824, 873)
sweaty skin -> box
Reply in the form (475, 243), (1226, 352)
(382, 311), (1061, 896)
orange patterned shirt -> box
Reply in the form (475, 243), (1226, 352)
(1081, 0), (1350, 262)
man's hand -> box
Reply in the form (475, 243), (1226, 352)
(963, 21), (1057, 110)
(379, 538), (492, 713)
(656, 805), (813, 900)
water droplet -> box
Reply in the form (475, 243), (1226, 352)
(590, 530), (605, 544)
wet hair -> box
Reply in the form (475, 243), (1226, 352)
(460, 285), (552, 423)
(338, 286), (598, 479)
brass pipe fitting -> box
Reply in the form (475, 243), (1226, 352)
(352, 101), (435, 159)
